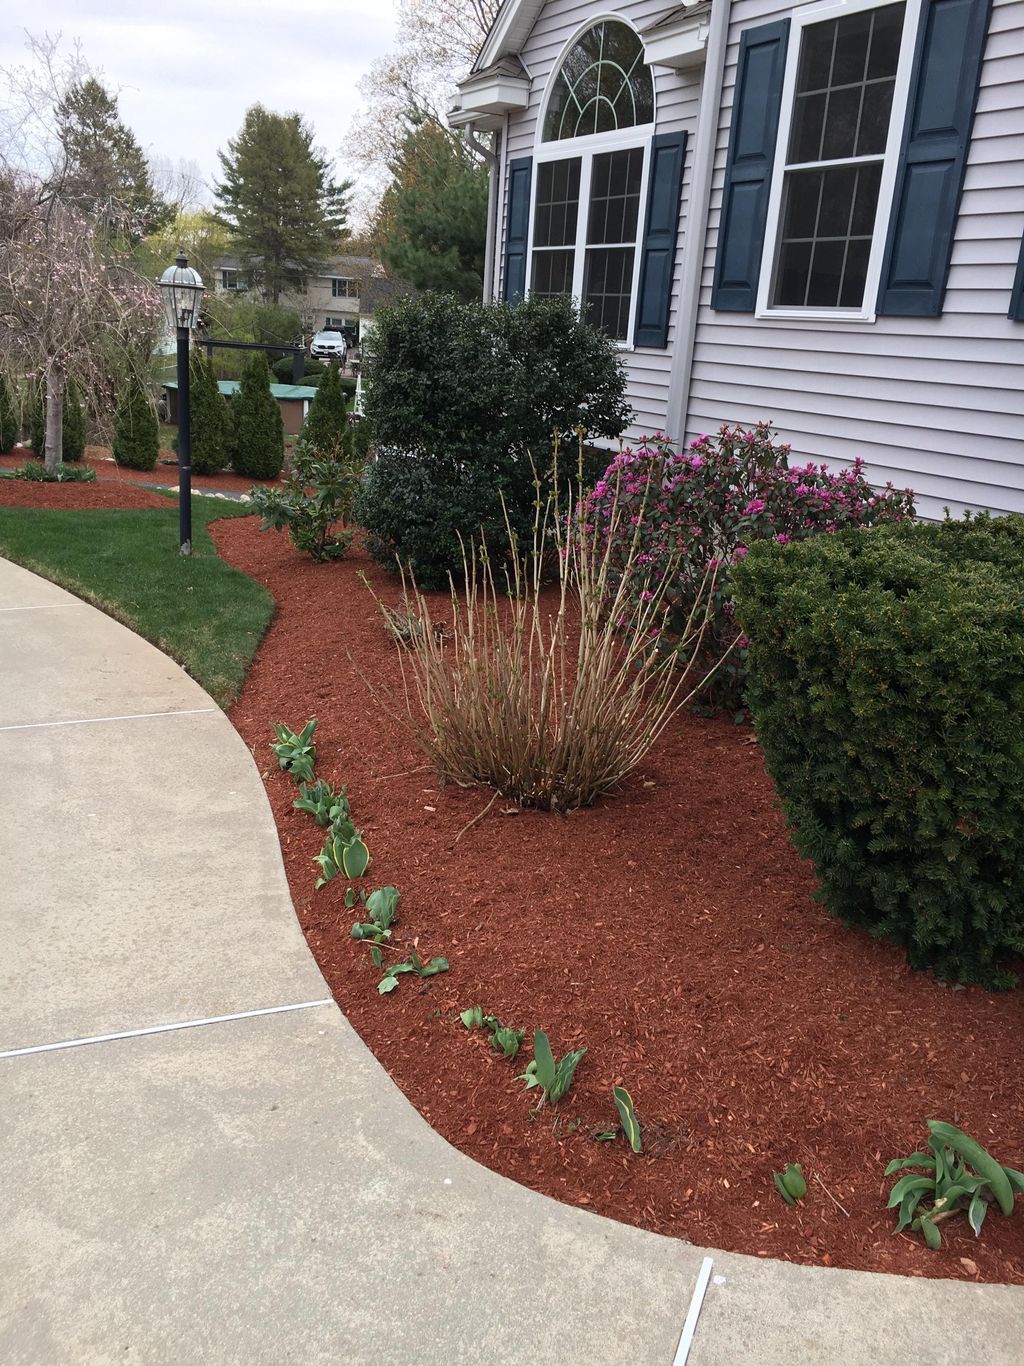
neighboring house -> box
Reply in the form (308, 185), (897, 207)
(209, 255), (388, 345)
(451, 0), (1024, 518)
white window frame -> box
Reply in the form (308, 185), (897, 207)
(329, 276), (357, 299)
(527, 17), (656, 350)
(220, 268), (240, 291)
(756, 0), (922, 324)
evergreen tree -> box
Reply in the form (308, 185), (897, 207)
(57, 77), (169, 236)
(187, 351), (230, 475)
(0, 373), (17, 453)
(302, 361), (349, 454)
(26, 381), (45, 456)
(61, 379), (86, 461)
(214, 106), (352, 303)
(375, 119), (487, 301)
(231, 351), (284, 478)
(112, 376), (159, 471)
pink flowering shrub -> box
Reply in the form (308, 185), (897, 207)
(584, 422), (915, 714)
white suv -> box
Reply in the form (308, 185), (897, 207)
(310, 329), (348, 361)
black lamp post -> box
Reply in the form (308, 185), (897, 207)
(159, 254), (205, 556)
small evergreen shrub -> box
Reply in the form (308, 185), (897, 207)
(730, 515), (1024, 988)
(62, 380), (86, 461)
(112, 377), (160, 471)
(271, 356), (326, 384)
(357, 292), (628, 587)
(188, 351), (231, 475)
(585, 424), (915, 713)
(231, 351), (284, 479)
(301, 362), (349, 454)
(26, 381), (44, 456)
(0, 372), (18, 453)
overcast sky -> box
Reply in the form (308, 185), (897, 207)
(0, 1), (401, 217)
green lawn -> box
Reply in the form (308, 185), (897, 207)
(0, 495), (273, 707)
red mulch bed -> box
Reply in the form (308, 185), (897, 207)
(0, 447), (283, 493)
(0, 477), (171, 510)
(217, 521), (1024, 1281)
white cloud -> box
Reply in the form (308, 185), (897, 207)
(0, 0), (400, 211)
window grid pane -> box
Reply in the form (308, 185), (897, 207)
(771, 1), (905, 310)
(532, 249), (575, 298)
(543, 20), (654, 142)
(587, 147), (644, 246)
(583, 246), (634, 340)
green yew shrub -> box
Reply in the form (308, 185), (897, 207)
(112, 377), (160, 471)
(187, 351), (231, 475)
(62, 380), (86, 461)
(301, 361), (349, 454)
(231, 351), (284, 479)
(731, 516), (1024, 988)
(357, 292), (628, 587)
(0, 372), (17, 453)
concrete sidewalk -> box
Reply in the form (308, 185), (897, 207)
(1, 555), (1020, 1365)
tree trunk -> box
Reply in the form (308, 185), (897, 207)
(44, 367), (64, 477)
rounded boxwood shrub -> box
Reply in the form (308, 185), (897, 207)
(231, 350), (284, 479)
(358, 292), (628, 585)
(112, 377), (160, 471)
(731, 516), (1024, 988)
(271, 356), (326, 384)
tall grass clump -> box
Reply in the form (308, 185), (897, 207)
(365, 458), (721, 812)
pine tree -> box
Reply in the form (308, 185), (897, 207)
(187, 351), (230, 475)
(231, 351), (284, 479)
(214, 106), (352, 303)
(112, 377), (159, 471)
(375, 118), (487, 301)
(26, 381), (45, 457)
(302, 362), (349, 454)
(0, 373), (17, 453)
(57, 78), (169, 237)
(62, 380), (86, 461)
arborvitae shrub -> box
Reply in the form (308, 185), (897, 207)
(26, 381), (44, 456)
(0, 372), (17, 453)
(731, 516), (1024, 988)
(231, 351), (284, 479)
(301, 361), (348, 454)
(62, 380), (86, 461)
(188, 350), (231, 475)
(112, 376), (160, 471)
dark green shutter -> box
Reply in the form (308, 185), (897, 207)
(877, 0), (993, 317)
(503, 157), (533, 303)
(711, 19), (790, 312)
(1009, 238), (1024, 321)
(634, 132), (688, 348)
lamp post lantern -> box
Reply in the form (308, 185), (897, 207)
(159, 254), (205, 555)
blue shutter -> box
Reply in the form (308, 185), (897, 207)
(503, 157), (533, 303)
(634, 132), (688, 348)
(877, 0), (993, 317)
(1009, 238), (1024, 321)
(711, 19), (790, 312)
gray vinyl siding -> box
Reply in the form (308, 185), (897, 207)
(496, 0), (703, 440)
(686, 0), (1024, 520)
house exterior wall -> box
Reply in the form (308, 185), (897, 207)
(687, 0), (1024, 519)
(496, 0), (705, 440)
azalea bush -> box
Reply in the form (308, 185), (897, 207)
(584, 423), (915, 713)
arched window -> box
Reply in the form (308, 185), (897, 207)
(543, 20), (655, 142)
(529, 21), (656, 343)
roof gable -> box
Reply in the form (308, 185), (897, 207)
(474, 0), (708, 71)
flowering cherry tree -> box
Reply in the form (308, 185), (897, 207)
(0, 178), (161, 472)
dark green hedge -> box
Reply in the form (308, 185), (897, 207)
(731, 516), (1024, 988)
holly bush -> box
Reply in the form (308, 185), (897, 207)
(731, 514), (1024, 987)
(584, 423), (914, 713)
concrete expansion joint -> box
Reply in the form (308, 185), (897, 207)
(0, 706), (220, 732)
(0, 999), (336, 1060)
